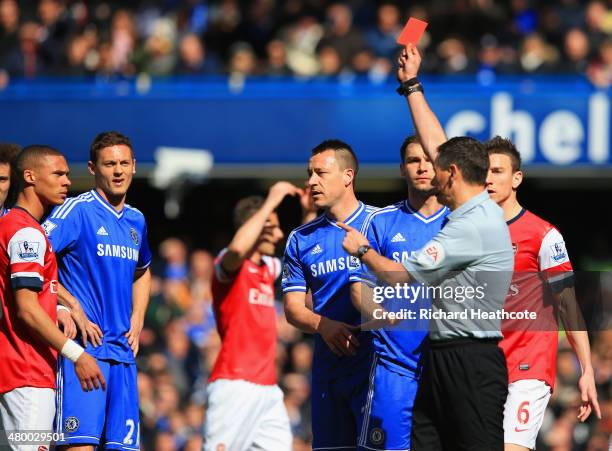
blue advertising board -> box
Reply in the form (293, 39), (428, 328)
(0, 77), (609, 173)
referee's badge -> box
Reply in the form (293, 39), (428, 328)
(130, 228), (139, 245)
(64, 416), (79, 432)
(370, 427), (385, 445)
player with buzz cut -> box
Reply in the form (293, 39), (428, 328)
(283, 139), (376, 451)
(0, 145), (104, 451)
(348, 135), (449, 451)
(43, 131), (152, 451)
(484, 136), (601, 451)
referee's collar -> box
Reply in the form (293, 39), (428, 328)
(448, 190), (489, 221)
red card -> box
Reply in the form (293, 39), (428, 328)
(396, 17), (428, 46)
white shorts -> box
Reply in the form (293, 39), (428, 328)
(503, 379), (551, 450)
(204, 379), (292, 451)
(0, 387), (55, 451)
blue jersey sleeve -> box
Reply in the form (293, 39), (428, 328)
(137, 221), (152, 269)
(348, 213), (380, 287)
(281, 232), (307, 293)
(42, 200), (82, 254)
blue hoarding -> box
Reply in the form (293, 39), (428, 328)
(0, 77), (609, 170)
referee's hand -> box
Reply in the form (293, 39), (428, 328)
(316, 316), (359, 356)
(578, 368), (602, 421)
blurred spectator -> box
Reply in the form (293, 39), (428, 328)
(3, 22), (46, 78)
(264, 38), (291, 76)
(520, 33), (559, 73)
(0, 0), (19, 61)
(437, 37), (474, 75)
(559, 28), (591, 73)
(365, 3), (401, 61)
(228, 41), (257, 76)
(588, 38), (612, 88)
(140, 17), (177, 76)
(282, 16), (323, 76)
(175, 33), (220, 76)
(38, 0), (71, 71)
(318, 3), (368, 72)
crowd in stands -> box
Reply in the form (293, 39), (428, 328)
(0, 0), (610, 87)
(137, 237), (611, 451)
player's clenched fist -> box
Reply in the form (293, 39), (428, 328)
(337, 222), (370, 257)
(316, 316), (360, 356)
(74, 352), (106, 392)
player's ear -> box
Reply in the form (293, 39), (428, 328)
(399, 162), (406, 177)
(87, 160), (95, 176)
(512, 170), (523, 190)
(132, 159), (136, 174)
(343, 168), (354, 187)
(23, 169), (35, 184)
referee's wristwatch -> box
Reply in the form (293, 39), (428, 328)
(357, 245), (371, 260)
(396, 77), (424, 97)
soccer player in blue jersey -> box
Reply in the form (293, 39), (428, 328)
(283, 139), (377, 450)
(348, 136), (449, 451)
(43, 131), (152, 450)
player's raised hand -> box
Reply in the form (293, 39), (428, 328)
(125, 315), (143, 356)
(577, 368), (601, 421)
(267, 181), (303, 207)
(397, 43), (421, 82)
(337, 222), (370, 257)
(316, 316), (359, 356)
(74, 352), (106, 391)
(57, 308), (77, 339)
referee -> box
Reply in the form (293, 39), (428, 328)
(338, 44), (514, 450)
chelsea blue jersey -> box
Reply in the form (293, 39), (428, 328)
(43, 190), (152, 364)
(349, 201), (449, 375)
(282, 201), (376, 381)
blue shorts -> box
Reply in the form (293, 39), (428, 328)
(311, 362), (373, 451)
(54, 356), (140, 450)
(358, 356), (419, 451)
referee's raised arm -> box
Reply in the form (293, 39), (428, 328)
(397, 44), (447, 164)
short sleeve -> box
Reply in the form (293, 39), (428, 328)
(137, 221), (152, 269)
(8, 227), (47, 291)
(42, 202), (81, 255)
(402, 219), (481, 285)
(281, 232), (307, 293)
(213, 248), (236, 284)
(262, 256), (282, 281)
(538, 227), (573, 291)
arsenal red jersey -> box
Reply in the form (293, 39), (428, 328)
(210, 249), (281, 385)
(0, 207), (58, 393)
(499, 209), (573, 390)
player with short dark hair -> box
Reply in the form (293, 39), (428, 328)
(0, 145), (104, 451)
(43, 132), (152, 450)
(0, 142), (21, 216)
(485, 136), (600, 451)
(205, 182), (301, 451)
(283, 139), (377, 450)
(349, 135), (449, 451)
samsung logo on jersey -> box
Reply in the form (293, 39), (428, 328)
(391, 251), (417, 263)
(310, 256), (358, 277)
(96, 244), (139, 262)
